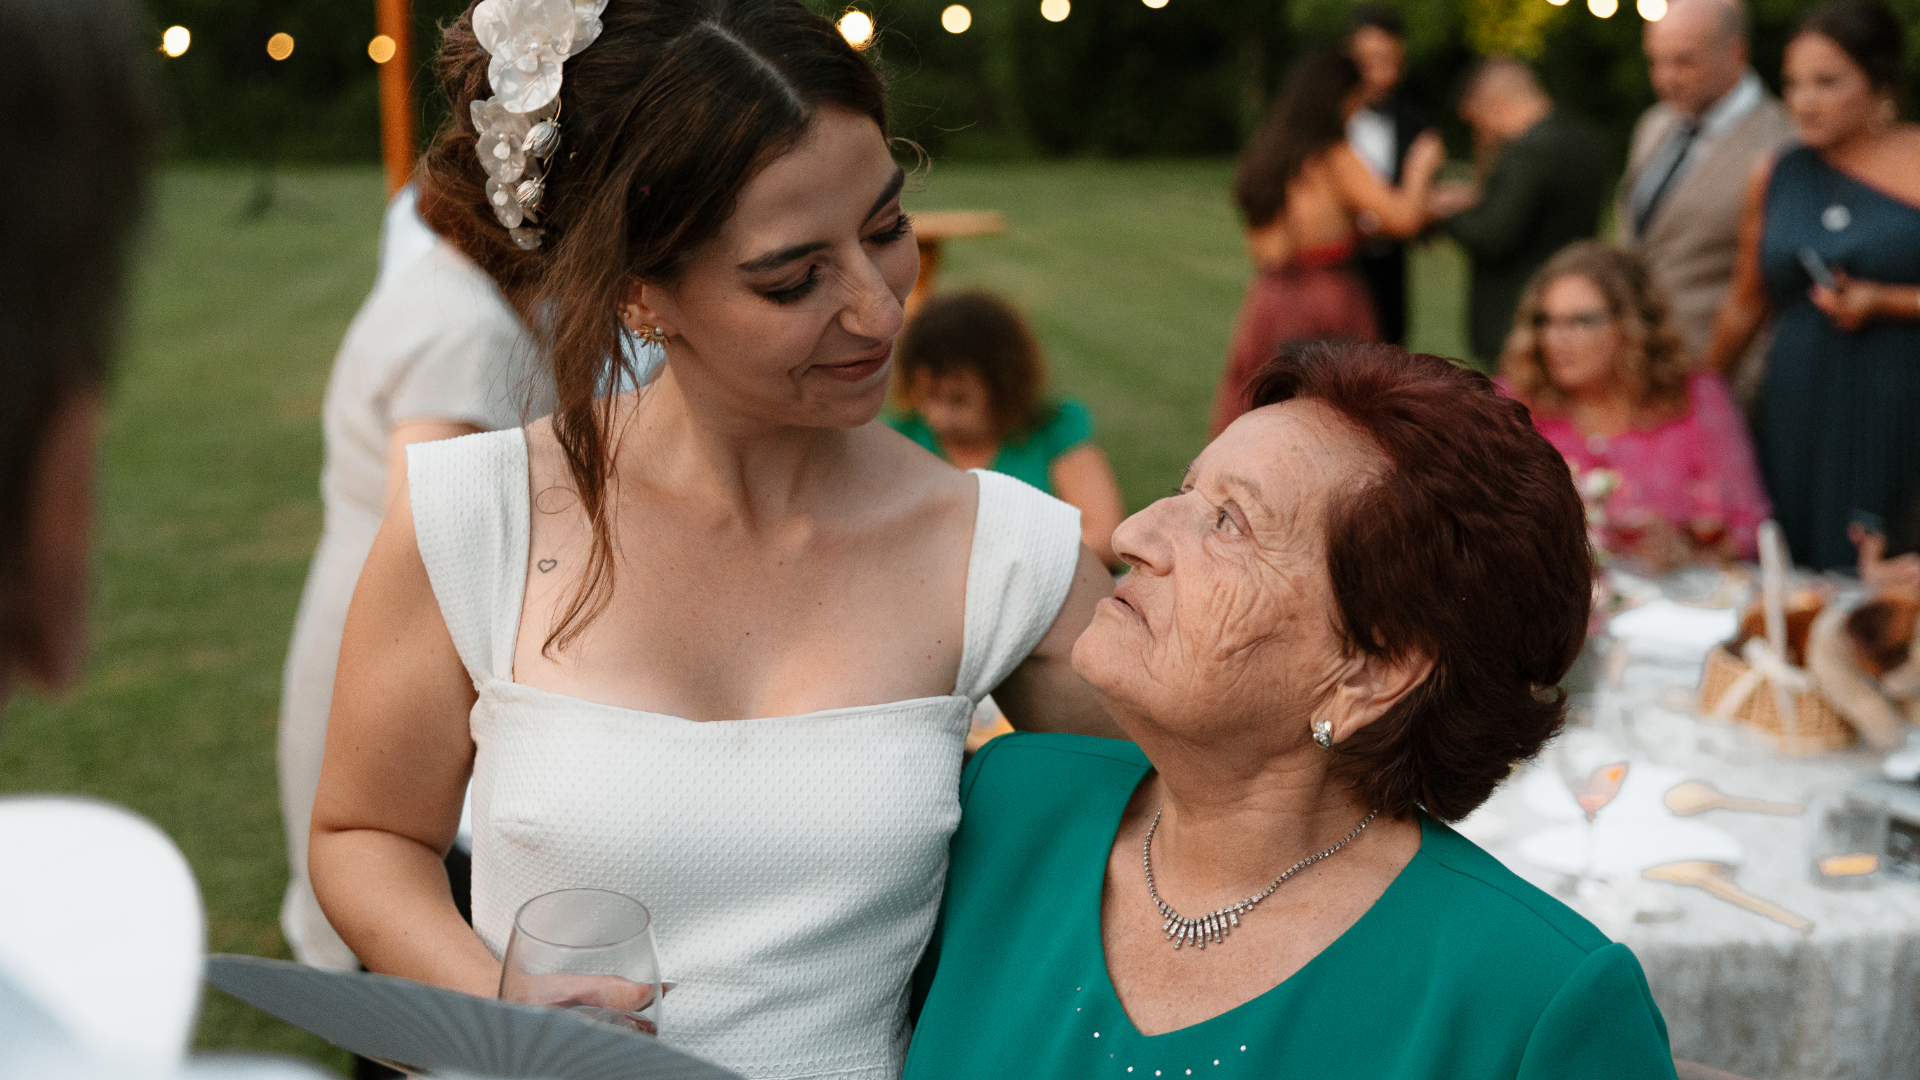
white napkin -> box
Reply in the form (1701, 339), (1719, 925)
(1607, 599), (1739, 666)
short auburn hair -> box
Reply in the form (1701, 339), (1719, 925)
(1248, 342), (1591, 821)
(894, 291), (1046, 442)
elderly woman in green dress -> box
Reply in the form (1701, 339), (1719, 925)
(906, 343), (1678, 1079)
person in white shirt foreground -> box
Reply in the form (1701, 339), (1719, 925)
(0, 2), (317, 1077)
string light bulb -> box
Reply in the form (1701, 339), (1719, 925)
(368, 34), (397, 63)
(941, 5), (972, 32)
(1143, 0), (1168, 7)
(836, 10), (875, 48)
(1589, 0), (1619, 15)
(1040, 0), (1070, 21)
(160, 26), (191, 57)
(1547, 0), (1570, 6)
(1637, 0), (1667, 18)
(266, 32), (295, 61)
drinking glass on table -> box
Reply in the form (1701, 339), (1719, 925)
(1686, 481), (1730, 561)
(1552, 730), (1630, 891)
(500, 888), (665, 1035)
(1806, 785), (1889, 890)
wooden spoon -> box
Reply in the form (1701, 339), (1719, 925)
(1642, 860), (1814, 932)
(1664, 780), (1803, 817)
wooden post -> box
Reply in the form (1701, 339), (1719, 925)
(376, 0), (415, 197)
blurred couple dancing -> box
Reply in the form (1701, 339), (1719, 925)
(5, 2), (1683, 1079)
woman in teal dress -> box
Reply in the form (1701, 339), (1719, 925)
(890, 291), (1125, 567)
(906, 344), (1679, 1079)
(1704, 0), (1920, 570)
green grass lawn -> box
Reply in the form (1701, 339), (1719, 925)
(0, 161), (1470, 1072)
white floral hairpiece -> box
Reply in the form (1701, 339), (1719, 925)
(471, 0), (609, 250)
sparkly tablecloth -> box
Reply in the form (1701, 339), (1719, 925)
(1468, 656), (1920, 1080)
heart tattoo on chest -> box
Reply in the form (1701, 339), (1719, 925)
(537, 558), (557, 573)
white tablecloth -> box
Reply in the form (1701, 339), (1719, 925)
(1469, 654), (1920, 1080)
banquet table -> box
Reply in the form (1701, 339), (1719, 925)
(1464, 623), (1920, 1080)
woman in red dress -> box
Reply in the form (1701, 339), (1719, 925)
(1212, 50), (1443, 437)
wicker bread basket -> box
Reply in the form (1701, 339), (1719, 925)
(1700, 643), (1855, 754)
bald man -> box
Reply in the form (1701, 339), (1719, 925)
(1438, 59), (1609, 366)
(1616, 0), (1792, 403)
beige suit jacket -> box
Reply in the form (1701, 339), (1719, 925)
(1614, 95), (1796, 404)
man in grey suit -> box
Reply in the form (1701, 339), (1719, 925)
(1617, 0), (1795, 403)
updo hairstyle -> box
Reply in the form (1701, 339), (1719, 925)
(418, 0), (889, 649)
(1794, 0), (1907, 101)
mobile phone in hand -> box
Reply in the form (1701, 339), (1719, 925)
(1799, 247), (1839, 291)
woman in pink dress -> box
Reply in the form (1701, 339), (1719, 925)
(1500, 241), (1770, 571)
(1212, 49), (1443, 437)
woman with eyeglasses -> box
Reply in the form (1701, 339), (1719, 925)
(1500, 241), (1770, 572)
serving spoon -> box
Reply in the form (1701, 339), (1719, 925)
(1664, 780), (1803, 817)
(1642, 861), (1814, 932)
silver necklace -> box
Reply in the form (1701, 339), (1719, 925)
(1143, 807), (1378, 950)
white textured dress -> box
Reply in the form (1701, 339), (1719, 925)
(407, 429), (1084, 1080)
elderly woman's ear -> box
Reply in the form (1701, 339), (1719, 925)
(1318, 645), (1434, 747)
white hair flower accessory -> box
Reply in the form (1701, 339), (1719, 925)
(470, 0), (609, 249)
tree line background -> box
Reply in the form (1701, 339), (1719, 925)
(142, 0), (1920, 173)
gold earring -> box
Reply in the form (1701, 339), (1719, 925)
(636, 324), (668, 347)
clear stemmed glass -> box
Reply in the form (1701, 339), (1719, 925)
(499, 888), (665, 1036)
(1552, 730), (1630, 893)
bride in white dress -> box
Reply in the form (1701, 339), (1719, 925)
(307, 2), (1118, 1078)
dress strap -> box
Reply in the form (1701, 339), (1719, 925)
(953, 469), (1085, 702)
(407, 428), (530, 687)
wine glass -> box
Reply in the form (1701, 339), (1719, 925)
(1552, 730), (1630, 893)
(499, 888), (665, 1036)
(1687, 481), (1729, 560)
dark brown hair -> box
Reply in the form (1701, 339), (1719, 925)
(1499, 241), (1690, 421)
(1248, 342), (1591, 822)
(0, 0), (156, 648)
(418, 0), (889, 650)
(893, 292), (1045, 441)
(1796, 0), (1907, 98)
(1233, 50), (1363, 229)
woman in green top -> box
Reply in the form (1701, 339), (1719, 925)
(907, 343), (1679, 1079)
(890, 292), (1124, 567)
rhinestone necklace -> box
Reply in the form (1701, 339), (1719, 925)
(1143, 807), (1378, 950)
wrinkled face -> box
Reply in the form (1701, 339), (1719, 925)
(1538, 274), (1624, 395)
(1071, 401), (1387, 749)
(639, 107), (919, 429)
(1644, 7), (1746, 118)
(1784, 32), (1883, 150)
(1349, 26), (1405, 104)
(909, 367), (996, 447)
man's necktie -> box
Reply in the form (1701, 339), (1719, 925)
(1634, 119), (1700, 239)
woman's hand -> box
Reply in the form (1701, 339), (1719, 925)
(1810, 270), (1920, 332)
(505, 973), (669, 1035)
(1404, 130), (1446, 186)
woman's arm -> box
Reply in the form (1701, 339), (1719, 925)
(1700, 158), (1775, 374)
(308, 478), (499, 997)
(1049, 444), (1124, 569)
(991, 546), (1126, 739)
(1327, 133), (1444, 239)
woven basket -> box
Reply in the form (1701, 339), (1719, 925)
(1699, 644), (1856, 753)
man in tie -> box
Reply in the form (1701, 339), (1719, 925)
(1616, 0), (1793, 404)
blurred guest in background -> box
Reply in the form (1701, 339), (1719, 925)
(1500, 242), (1769, 571)
(0, 2), (314, 1077)
(1214, 49), (1443, 436)
(1618, 0), (1793, 407)
(1435, 59), (1610, 368)
(890, 292), (1124, 568)
(907, 345), (1677, 1078)
(275, 189), (556, 975)
(1344, 3), (1436, 346)
(1703, 0), (1920, 571)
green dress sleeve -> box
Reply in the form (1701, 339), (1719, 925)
(1515, 942), (1678, 1080)
(1039, 399), (1095, 459)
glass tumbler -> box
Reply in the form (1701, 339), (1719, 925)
(499, 888), (664, 1035)
(1806, 785), (1889, 890)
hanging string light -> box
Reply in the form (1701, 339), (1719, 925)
(837, 9), (875, 48)
(1589, 0), (1619, 15)
(941, 5), (972, 32)
(368, 34), (398, 63)
(266, 32), (295, 61)
(1637, 0), (1668, 18)
(160, 25), (191, 57)
(1143, 0), (1169, 8)
(1040, 0), (1070, 22)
